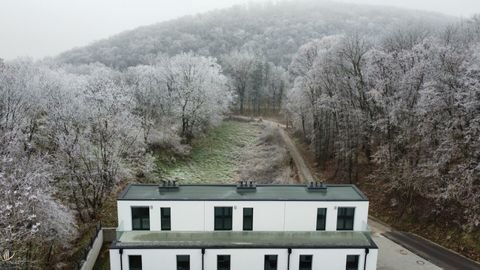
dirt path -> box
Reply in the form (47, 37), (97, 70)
(267, 121), (317, 184)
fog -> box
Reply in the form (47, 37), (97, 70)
(1, 0), (479, 60)
(338, 0), (480, 16)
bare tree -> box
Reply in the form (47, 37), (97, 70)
(222, 51), (256, 114)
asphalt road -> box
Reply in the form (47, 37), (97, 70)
(384, 231), (480, 270)
(369, 218), (440, 270)
(373, 235), (441, 270)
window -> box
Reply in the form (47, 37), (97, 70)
(129, 255), (142, 270)
(177, 255), (190, 270)
(214, 207), (233, 231)
(337, 207), (355, 231)
(316, 208), (327, 231)
(346, 255), (359, 270)
(243, 208), (253, 231)
(299, 255), (312, 270)
(217, 255), (230, 270)
(131, 207), (150, 230)
(264, 255), (278, 270)
(161, 208), (171, 231)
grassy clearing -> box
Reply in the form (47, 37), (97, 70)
(156, 120), (262, 183)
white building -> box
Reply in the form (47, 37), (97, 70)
(110, 183), (378, 270)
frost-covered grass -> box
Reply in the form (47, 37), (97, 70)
(237, 125), (293, 184)
(156, 120), (261, 183)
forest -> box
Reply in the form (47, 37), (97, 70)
(58, 1), (450, 69)
(0, 53), (231, 267)
(1, 0), (479, 268)
(285, 20), (480, 237)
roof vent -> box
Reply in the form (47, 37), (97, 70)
(236, 181), (257, 192)
(158, 180), (180, 192)
(307, 181), (327, 192)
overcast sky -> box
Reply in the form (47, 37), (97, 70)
(1, 0), (480, 60)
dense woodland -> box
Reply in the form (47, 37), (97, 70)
(58, 2), (449, 69)
(1, 0), (479, 268)
(0, 54), (231, 267)
(284, 19), (480, 232)
(58, 1), (450, 115)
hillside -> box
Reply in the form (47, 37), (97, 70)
(57, 1), (451, 69)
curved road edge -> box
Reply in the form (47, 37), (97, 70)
(383, 231), (480, 270)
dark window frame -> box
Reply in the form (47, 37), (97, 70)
(177, 255), (190, 270)
(217, 254), (231, 270)
(243, 208), (253, 231)
(316, 208), (327, 231)
(337, 207), (355, 231)
(264, 254), (278, 270)
(161, 207), (171, 231)
(299, 255), (313, 270)
(346, 255), (360, 270)
(131, 207), (150, 231)
(214, 207), (233, 231)
(129, 255), (142, 270)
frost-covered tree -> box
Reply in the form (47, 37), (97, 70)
(125, 65), (177, 147)
(57, 1), (451, 69)
(0, 154), (76, 268)
(285, 20), (480, 230)
(223, 51), (288, 115)
(264, 63), (287, 113)
(157, 53), (231, 143)
(222, 51), (256, 114)
(287, 35), (368, 176)
(0, 60), (76, 268)
(50, 66), (142, 221)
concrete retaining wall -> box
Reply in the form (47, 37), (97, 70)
(80, 229), (103, 270)
(78, 227), (116, 270)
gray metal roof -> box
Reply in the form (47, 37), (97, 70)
(118, 184), (368, 201)
(112, 231), (377, 249)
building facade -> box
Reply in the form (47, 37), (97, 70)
(110, 183), (378, 270)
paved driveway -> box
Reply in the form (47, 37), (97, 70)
(369, 219), (441, 270)
(373, 235), (441, 270)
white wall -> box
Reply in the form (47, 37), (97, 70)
(204, 201), (286, 231)
(109, 247), (378, 270)
(204, 249), (289, 270)
(291, 248), (377, 270)
(117, 201), (205, 231)
(284, 202), (369, 231)
(366, 249), (378, 270)
(109, 249), (202, 270)
(117, 200), (369, 232)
